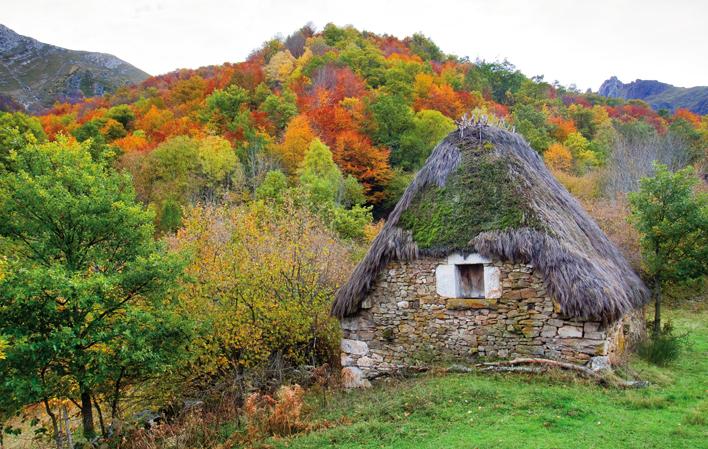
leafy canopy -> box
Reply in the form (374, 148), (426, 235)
(0, 138), (189, 434)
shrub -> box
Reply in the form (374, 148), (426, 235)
(637, 321), (686, 366)
(245, 385), (305, 439)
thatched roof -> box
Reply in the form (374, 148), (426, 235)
(332, 124), (649, 323)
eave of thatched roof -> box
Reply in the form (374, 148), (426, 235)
(332, 124), (649, 323)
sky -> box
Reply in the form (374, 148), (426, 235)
(2, 0), (707, 91)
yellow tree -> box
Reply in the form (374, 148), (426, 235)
(544, 142), (573, 172)
(274, 115), (317, 175)
(168, 201), (353, 388)
(265, 50), (296, 84)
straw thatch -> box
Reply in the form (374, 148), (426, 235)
(332, 123), (649, 323)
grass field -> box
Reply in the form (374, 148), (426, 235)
(271, 307), (707, 449)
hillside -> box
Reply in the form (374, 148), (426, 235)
(1, 22), (706, 449)
(0, 24), (149, 113)
(599, 76), (708, 115)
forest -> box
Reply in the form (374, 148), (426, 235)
(0, 23), (706, 448)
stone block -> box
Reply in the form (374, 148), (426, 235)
(341, 339), (369, 356)
(341, 367), (371, 389)
(558, 326), (583, 338)
(518, 288), (536, 299)
(357, 356), (374, 367)
(584, 322), (601, 333)
(541, 326), (558, 337)
(588, 356), (610, 372)
(340, 317), (360, 331)
(341, 353), (354, 367)
(446, 298), (497, 310)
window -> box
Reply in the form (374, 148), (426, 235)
(435, 253), (501, 300)
(457, 264), (484, 298)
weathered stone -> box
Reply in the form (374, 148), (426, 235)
(588, 356), (610, 372)
(446, 298), (497, 310)
(341, 339), (369, 356)
(584, 322), (601, 333)
(341, 353), (353, 367)
(357, 356), (374, 367)
(541, 326), (558, 337)
(558, 326), (583, 338)
(341, 367), (371, 389)
(339, 257), (624, 381)
(340, 317), (359, 331)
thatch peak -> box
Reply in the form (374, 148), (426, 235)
(332, 124), (649, 323)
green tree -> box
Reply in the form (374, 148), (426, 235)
(256, 170), (289, 202)
(629, 163), (708, 336)
(512, 104), (551, 153)
(158, 199), (183, 233)
(368, 94), (414, 157)
(203, 84), (253, 137)
(398, 110), (455, 170)
(298, 139), (372, 240)
(408, 33), (444, 62)
(260, 89), (298, 133)
(0, 138), (188, 442)
(299, 138), (345, 205)
(0, 111), (47, 168)
(143, 136), (200, 204)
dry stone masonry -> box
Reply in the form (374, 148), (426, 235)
(340, 256), (627, 384)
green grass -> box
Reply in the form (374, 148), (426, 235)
(271, 307), (708, 449)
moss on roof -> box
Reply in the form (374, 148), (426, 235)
(400, 141), (541, 252)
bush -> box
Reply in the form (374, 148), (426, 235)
(637, 321), (686, 366)
(244, 385), (305, 439)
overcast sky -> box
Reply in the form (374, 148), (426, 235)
(2, 0), (707, 91)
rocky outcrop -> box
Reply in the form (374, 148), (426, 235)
(0, 24), (149, 113)
(598, 76), (708, 115)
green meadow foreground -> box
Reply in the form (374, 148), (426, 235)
(271, 307), (707, 449)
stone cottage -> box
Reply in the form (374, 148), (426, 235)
(331, 120), (649, 386)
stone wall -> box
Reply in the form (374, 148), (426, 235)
(340, 256), (630, 383)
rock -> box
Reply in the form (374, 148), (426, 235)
(541, 326), (557, 337)
(341, 367), (371, 388)
(397, 300), (409, 308)
(446, 298), (497, 310)
(357, 356), (374, 367)
(340, 317), (360, 331)
(341, 339), (369, 356)
(558, 326), (583, 338)
(588, 356), (611, 372)
(341, 353), (353, 367)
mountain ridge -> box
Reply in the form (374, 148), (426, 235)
(0, 24), (149, 113)
(598, 76), (708, 115)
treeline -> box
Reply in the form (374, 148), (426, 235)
(0, 22), (706, 447)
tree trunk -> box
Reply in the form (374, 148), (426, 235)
(94, 397), (107, 437)
(652, 279), (662, 338)
(80, 389), (96, 440)
(43, 397), (63, 449)
(61, 405), (74, 449)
